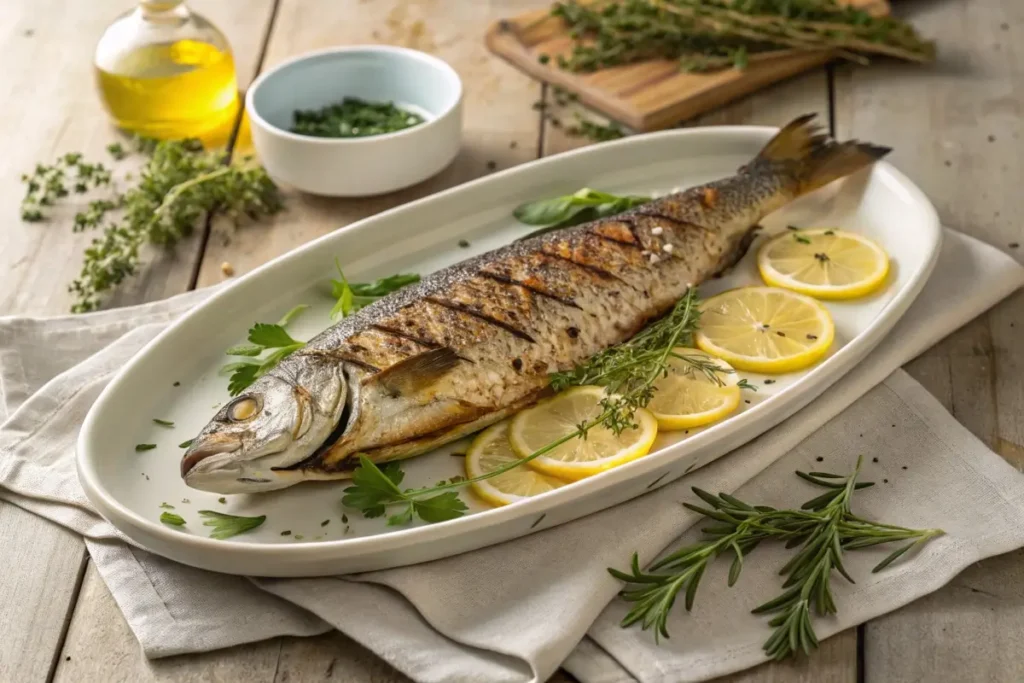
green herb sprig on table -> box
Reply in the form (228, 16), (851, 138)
(19, 138), (283, 313)
(548, 0), (935, 74)
(608, 457), (942, 658)
(342, 288), (734, 525)
(291, 97), (425, 138)
(514, 187), (651, 239)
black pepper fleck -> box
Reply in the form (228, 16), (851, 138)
(510, 140), (518, 149)
(902, 466), (908, 470)
(566, 326), (579, 338)
(512, 357), (524, 371)
(744, 399), (751, 404)
(281, 530), (291, 536)
(815, 456), (823, 462)
(988, 135), (996, 142)
(321, 519), (330, 527)
(486, 160), (497, 171)
(944, 160), (952, 167)
(764, 379), (776, 385)
(458, 239), (470, 248)
(1010, 242), (1019, 249)
(883, 478), (889, 483)
(872, 457), (879, 463)
(776, 331), (786, 337)
(807, 334), (818, 340)
(173, 381), (181, 387)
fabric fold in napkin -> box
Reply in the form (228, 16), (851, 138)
(1, 227), (1022, 683)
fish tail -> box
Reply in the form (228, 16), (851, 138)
(752, 113), (891, 195)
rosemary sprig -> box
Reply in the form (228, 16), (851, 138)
(549, 0), (935, 74)
(608, 456), (943, 657)
(343, 288), (735, 524)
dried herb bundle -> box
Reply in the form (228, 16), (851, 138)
(547, 0), (935, 73)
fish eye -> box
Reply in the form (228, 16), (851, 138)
(227, 396), (260, 422)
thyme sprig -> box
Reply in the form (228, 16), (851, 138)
(20, 138), (283, 313)
(609, 456), (943, 657)
(548, 0), (935, 74)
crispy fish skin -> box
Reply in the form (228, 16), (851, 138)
(181, 114), (889, 493)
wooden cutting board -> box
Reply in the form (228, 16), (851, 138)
(485, 0), (890, 132)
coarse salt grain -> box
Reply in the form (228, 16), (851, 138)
(662, 243), (674, 254)
(651, 226), (664, 236)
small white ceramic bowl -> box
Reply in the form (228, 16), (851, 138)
(246, 45), (463, 197)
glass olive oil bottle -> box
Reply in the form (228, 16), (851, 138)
(94, 1), (239, 144)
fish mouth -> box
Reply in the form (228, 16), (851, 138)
(180, 434), (242, 478)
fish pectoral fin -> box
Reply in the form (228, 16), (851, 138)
(373, 347), (462, 398)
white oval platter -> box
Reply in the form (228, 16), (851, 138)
(78, 124), (941, 577)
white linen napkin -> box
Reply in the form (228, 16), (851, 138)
(0, 228), (1022, 683)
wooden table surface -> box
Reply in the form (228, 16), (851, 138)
(1, 1), (1021, 681)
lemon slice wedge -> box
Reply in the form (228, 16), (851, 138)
(508, 386), (658, 481)
(695, 286), (834, 374)
(758, 229), (889, 300)
(646, 349), (741, 430)
(464, 421), (568, 507)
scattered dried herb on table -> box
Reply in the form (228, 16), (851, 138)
(547, 0), (935, 74)
(291, 97), (425, 138)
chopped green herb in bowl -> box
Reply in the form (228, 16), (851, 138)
(290, 98), (425, 139)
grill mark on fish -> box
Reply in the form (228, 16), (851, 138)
(302, 349), (381, 374)
(425, 297), (537, 343)
(622, 218), (645, 247)
(477, 270), (582, 310)
(633, 208), (688, 226)
(540, 251), (629, 285)
(593, 232), (643, 249)
(370, 324), (442, 350)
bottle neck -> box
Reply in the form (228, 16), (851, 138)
(137, 1), (190, 24)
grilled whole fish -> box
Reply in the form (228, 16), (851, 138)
(181, 114), (888, 493)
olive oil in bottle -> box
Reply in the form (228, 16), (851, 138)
(94, 1), (239, 144)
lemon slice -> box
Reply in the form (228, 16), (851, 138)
(646, 349), (741, 430)
(695, 286), (834, 374)
(508, 386), (658, 481)
(758, 229), (889, 300)
(464, 421), (568, 507)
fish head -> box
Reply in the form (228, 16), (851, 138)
(181, 354), (348, 493)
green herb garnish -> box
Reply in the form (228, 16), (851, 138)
(330, 261), (420, 320)
(608, 457), (942, 657)
(291, 97), (425, 138)
(152, 418), (174, 427)
(198, 510), (266, 540)
(514, 187), (650, 239)
(135, 443), (156, 452)
(565, 114), (626, 142)
(794, 234), (812, 244)
(159, 502), (175, 510)
(160, 512), (186, 526)
(178, 439), (193, 449)
(221, 305), (309, 396)
(20, 139), (282, 312)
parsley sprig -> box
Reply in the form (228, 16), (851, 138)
(609, 457), (942, 658)
(330, 261), (420, 319)
(198, 510), (267, 539)
(221, 305), (308, 396)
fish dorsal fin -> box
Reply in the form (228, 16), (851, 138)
(373, 347), (461, 398)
